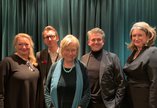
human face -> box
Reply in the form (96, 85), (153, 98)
(15, 37), (31, 58)
(88, 33), (104, 52)
(62, 43), (78, 63)
(131, 29), (148, 50)
(43, 30), (59, 47)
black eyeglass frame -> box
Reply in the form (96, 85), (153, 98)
(43, 35), (57, 39)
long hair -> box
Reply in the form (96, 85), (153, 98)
(13, 33), (38, 66)
(128, 22), (156, 51)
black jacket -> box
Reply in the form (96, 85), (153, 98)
(81, 50), (126, 108)
(123, 46), (157, 108)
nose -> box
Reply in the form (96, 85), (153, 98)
(69, 50), (73, 54)
(48, 37), (52, 40)
(95, 40), (98, 43)
(135, 36), (139, 40)
(22, 45), (27, 49)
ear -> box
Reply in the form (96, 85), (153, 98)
(103, 39), (105, 43)
(14, 46), (17, 51)
(56, 35), (59, 41)
(87, 40), (90, 46)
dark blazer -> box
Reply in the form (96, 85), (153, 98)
(37, 49), (52, 80)
(123, 46), (157, 108)
(36, 49), (61, 108)
(81, 50), (126, 108)
(36, 49), (61, 82)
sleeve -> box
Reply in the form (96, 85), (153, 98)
(36, 66), (45, 108)
(147, 49), (157, 108)
(45, 64), (55, 108)
(0, 58), (10, 108)
(36, 51), (41, 62)
(78, 63), (91, 108)
(36, 52), (41, 71)
(101, 54), (126, 108)
(113, 55), (126, 107)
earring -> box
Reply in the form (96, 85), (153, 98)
(145, 40), (149, 46)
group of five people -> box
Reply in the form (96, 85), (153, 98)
(0, 21), (157, 108)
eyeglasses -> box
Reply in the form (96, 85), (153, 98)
(18, 43), (30, 47)
(64, 48), (77, 53)
(44, 35), (56, 39)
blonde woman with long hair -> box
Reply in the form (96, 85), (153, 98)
(0, 33), (41, 108)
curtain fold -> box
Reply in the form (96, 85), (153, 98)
(1, 0), (157, 65)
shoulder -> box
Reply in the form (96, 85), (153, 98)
(147, 46), (157, 58)
(36, 49), (48, 59)
(81, 52), (90, 58)
(142, 46), (157, 57)
(145, 47), (157, 67)
(103, 50), (118, 58)
(81, 52), (91, 63)
(0, 55), (15, 69)
(37, 49), (48, 56)
(1, 55), (14, 63)
(102, 50), (121, 66)
(147, 46), (157, 52)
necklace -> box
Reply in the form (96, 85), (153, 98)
(63, 65), (74, 73)
(26, 61), (35, 71)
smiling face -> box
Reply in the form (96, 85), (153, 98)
(15, 37), (31, 58)
(61, 42), (78, 63)
(43, 30), (59, 48)
(88, 32), (104, 52)
(131, 29), (149, 50)
(60, 35), (80, 64)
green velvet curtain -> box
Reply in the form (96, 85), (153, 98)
(1, 0), (157, 65)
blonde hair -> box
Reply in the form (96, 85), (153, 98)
(60, 34), (80, 57)
(13, 33), (37, 66)
(42, 25), (58, 37)
(128, 22), (157, 51)
(87, 27), (105, 39)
